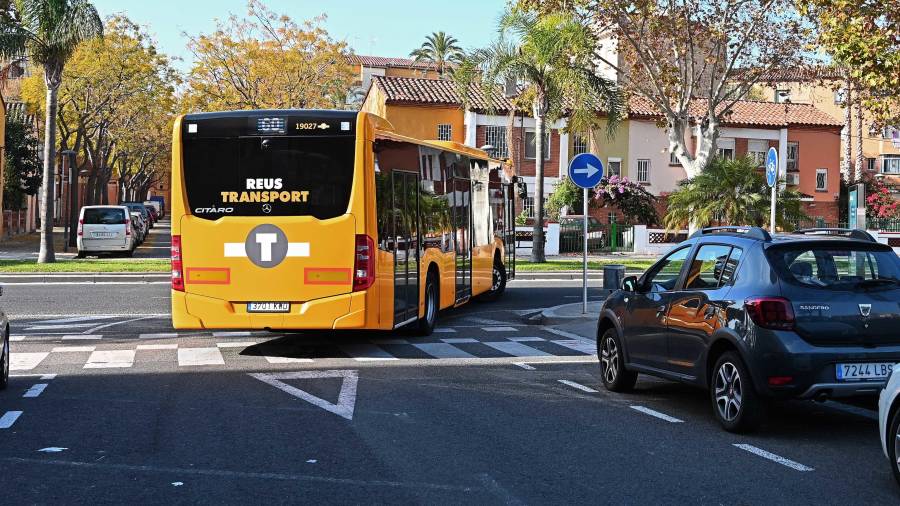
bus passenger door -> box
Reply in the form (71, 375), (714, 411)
(504, 183), (516, 279)
(392, 171), (420, 326)
(451, 176), (472, 302)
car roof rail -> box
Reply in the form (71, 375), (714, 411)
(792, 228), (877, 242)
(689, 226), (772, 241)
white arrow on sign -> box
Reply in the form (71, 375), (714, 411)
(574, 164), (600, 179)
(249, 370), (358, 420)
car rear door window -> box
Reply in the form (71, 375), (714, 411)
(685, 245), (743, 290)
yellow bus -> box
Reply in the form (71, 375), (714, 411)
(170, 110), (517, 334)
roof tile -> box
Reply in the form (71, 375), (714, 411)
(372, 75), (513, 112)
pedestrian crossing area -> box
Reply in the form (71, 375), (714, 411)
(9, 331), (598, 372)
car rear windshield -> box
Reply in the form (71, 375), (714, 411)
(83, 208), (126, 225)
(182, 136), (355, 220)
(768, 243), (900, 290)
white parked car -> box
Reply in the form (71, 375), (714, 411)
(143, 200), (162, 219)
(76, 205), (136, 257)
(878, 364), (900, 486)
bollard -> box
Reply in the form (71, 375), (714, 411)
(603, 264), (626, 290)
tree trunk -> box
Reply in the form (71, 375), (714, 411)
(38, 84), (60, 263)
(841, 79), (852, 181)
(531, 110), (546, 263)
(854, 99), (864, 183)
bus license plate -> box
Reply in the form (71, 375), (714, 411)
(247, 302), (290, 313)
(835, 362), (894, 381)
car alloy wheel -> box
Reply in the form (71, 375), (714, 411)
(714, 361), (743, 422)
(600, 336), (619, 384)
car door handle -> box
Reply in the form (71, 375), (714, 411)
(656, 305), (667, 317)
(704, 306), (717, 319)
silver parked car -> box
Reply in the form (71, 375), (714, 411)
(76, 205), (136, 257)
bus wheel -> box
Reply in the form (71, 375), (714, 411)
(477, 259), (506, 302)
(416, 271), (439, 336)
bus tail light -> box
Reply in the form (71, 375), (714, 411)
(353, 234), (375, 292)
(171, 235), (184, 292)
(77, 219), (83, 237)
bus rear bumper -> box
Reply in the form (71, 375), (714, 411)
(171, 290), (368, 330)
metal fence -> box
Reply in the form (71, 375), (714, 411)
(559, 221), (633, 253)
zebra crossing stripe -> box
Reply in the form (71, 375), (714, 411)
(178, 347), (225, 366)
(483, 341), (551, 357)
(84, 350), (135, 369)
(10, 352), (49, 371)
(551, 340), (595, 355)
(340, 344), (398, 361)
(412, 343), (476, 359)
(264, 356), (314, 364)
(139, 333), (178, 339)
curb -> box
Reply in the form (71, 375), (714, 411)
(0, 273), (168, 284)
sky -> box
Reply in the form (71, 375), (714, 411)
(91, 0), (508, 73)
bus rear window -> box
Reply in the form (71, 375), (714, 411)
(83, 208), (126, 225)
(182, 136), (355, 220)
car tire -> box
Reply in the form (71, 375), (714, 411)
(477, 259), (506, 302)
(123, 249), (134, 258)
(888, 406), (900, 487)
(711, 351), (765, 433)
(416, 271), (439, 336)
(0, 326), (9, 391)
(75, 251), (85, 259)
(598, 328), (637, 392)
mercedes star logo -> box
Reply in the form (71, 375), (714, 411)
(262, 203), (272, 214)
(859, 303), (872, 317)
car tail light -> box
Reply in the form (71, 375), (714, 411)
(745, 297), (795, 330)
(125, 217), (131, 236)
(77, 219), (83, 237)
(353, 234), (375, 292)
(768, 376), (793, 386)
(171, 235), (184, 292)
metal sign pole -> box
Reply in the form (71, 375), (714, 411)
(583, 188), (588, 315)
(766, 147), (778, 232)
(770, 185), (776, 233)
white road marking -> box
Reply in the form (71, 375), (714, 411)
(629, 405), (684, 423)
(482, 326), (518, 332)
(32, 316), (118, 324)
(558, 380), (599, 393)
(412, 343), (476, 359)
(84, 315), (157, 334)
(551, 340), (596, 355)
(440, 338), (478, 344)
(541, 327), (591, 341)
(483, 341), (551, 357)
(506, 336), (544, 342)
(10, 335), (25, 342)
(340, 344), (398, 361)
(178, 347), (225, 366)
(10, 352), (49, 371)
(0, 411), (23, 429)
(84, 350), (136, 369)
(264, 356), (315, 364)
(216, 341), (259, 348)
(432, 328), (456, 333)
(40, 374), (57, 380)
(139, 333), (178, 339)
(733, 444), (815, 472)
(513, 362), (536, 370)
(249, 370), (359, 420)
(51, 346), (96, 353)
(23, 383), (48, 398)
(62, 335), (102, 340)
(37, 447), (67, 453)
(25, 323), (96, 331)
(136, 344), (178, 350)
(212, 331), (252, 337)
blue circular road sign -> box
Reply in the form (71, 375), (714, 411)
(765, 147), (778, 187)
(568, 153), (604, 189)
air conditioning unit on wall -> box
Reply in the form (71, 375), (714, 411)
(785, 173), (800, 185)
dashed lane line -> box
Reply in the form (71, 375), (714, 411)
(62, 335), (102, 341)
(513, 362), (536, 370)
(482, 326), (518, 332)
(177, 347), (225, 366)
(136, 344), (178, 350)
(558, 380), (599, 393)
(22, 383), (48, 398)
(51, 346), (96, 353)
(84, 350), (136, 369)
(441, 338), (478, 344)
(733, 444), (815, 472)
(139, 333), (178, 339)
(629, 405), (684, 423)
(0, 411), (23, 429)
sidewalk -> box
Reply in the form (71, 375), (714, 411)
(522, 296), (609, 343)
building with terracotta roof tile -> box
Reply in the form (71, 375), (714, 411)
(346, 55), (445, 106)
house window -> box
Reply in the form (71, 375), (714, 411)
(607, 158), (622, 178)
(747, 140), (768, 166)
(636, 159), (650, 183)
(484, 126), (508, 158)
(815, 168), (827, 191)
(573, 134), (589, 155)
(834, 88), (847, 105)
(669, 150), (680, 165)
(883, 156), (900, 174)
(437, 124), (452, 141)
(775, 89), (791, 103)
(608, 212), (618, 224)
(717, 138), (735, 160)
(525, 130), (551, 160)
(787, 142), (799, 171)
(522, 197), (535, 218)
(866, 158), (877, 172)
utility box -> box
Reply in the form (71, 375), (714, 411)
(603, 264), (626, 290)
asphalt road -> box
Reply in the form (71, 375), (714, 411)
(1, 280), (898, 504)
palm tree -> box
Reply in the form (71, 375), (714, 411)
(0, 0), (102, 263)
(409, 31), (462, 76)
(664, 157), (808, 231)
(454, 8), (624, 262)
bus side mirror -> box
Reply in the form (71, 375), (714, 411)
(622, 276), (638, 292)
